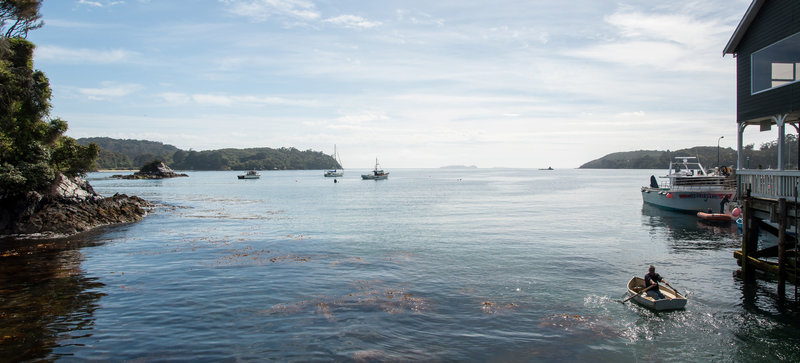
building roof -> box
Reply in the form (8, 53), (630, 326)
(723, 0), (765, 55)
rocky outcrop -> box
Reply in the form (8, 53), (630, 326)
(0, 174), (151, 238)
(112, 161), (188, 179)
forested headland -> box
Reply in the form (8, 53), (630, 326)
(1, 1), (149, 237)
(77, 137), (341, 171)
(580, 136), (800, 169)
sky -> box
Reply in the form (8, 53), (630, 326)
(23, 0), (769, 169)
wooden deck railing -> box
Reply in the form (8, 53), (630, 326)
(737, 170), (800, 200)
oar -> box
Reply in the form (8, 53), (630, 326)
(623, 284), (655, 303)
(665, 282), (681, 297)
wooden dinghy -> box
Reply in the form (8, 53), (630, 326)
(626, 276), (687, 311)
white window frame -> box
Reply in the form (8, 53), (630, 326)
(751, 31), (800, 95)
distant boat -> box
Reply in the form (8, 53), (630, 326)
(324, 145), (344, 177)
(237, 170), (261, 179)
(361, 158), (389, 180)
(539, 166), (554, 170)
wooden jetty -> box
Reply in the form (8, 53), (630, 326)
(735, 171), (800, 301)
(724, 0), (800, 303)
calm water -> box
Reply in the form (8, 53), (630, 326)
(2, 168), (799, 361)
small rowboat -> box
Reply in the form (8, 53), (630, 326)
(626, 276), (687, 311)
(696, 211), (735, 222)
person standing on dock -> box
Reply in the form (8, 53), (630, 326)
(644, 265), (668, 300)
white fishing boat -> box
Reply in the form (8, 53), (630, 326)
(237, 170), (261, 179)
(626, 276), (687, 311)
(324, 145), (344, 177)
(641, 157), (735, 213)
(361, 158), (389, 180)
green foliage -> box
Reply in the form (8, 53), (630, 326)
(77, 138), (340, 171)
(0, 38), (97, 196)
(580, 141), (800, 170)
(170, 147), (338, 171)
(1, 0), (43, 38)
(76, 137), (179, 169)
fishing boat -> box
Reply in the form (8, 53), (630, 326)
(324, 145), (344, 177)
(641, 157), (735, 213)
(626, 276), (687, 311)
(361, 158), (389, 180)
(237, 170), (261, 179)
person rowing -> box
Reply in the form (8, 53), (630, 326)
(644, 265), (671, 300)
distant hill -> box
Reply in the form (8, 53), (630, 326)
(78, 137), (179, 170)
(580, 139), (796, 169)
(76, 137), (340, 171)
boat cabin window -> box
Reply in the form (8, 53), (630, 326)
(752, 31), (800, 94)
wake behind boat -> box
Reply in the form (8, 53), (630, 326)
(626, 276), (687, 311)
(362, 158), (389, 180)
(641, 157), (735, 213)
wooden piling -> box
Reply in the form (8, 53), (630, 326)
(741, 197), (756, 280)
(779, 198), (787, 298)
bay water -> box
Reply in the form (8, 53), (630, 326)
(2, 168), (799, 361)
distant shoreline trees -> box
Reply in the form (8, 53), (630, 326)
(580, 137), (800, 170)
(78, 137), (341, 171)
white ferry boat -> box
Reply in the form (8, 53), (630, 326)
(640, 157), (735, 213)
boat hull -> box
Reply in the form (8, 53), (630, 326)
(627, 276), (687, 311)
(361, 174), (388, 180)
(324, 171), (343, 177)
(641, 187), (732, 213)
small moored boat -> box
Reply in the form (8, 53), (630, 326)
(626, 276), (687, 311)
(237, 170), (261, 179)
(696, 211), (735, 222)
(361, 158), (389, 180)
(324, 145), (344, 177)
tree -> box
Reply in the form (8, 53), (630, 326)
(0, 0), (43, 39)
(1, 37), (98, 196)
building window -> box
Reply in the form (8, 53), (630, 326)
(752, 31), (800, 94)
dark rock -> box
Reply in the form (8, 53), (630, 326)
(0, 174), (151, 238)
(111, 161), (188, 179)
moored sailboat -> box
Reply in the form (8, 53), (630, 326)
(324, 145), (344, 177)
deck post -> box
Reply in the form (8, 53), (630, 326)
(779, 198), (787, 298)
(742, 196), (756, 280)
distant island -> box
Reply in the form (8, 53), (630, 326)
(440, 165), (478, 169)
(77, 137), (340, 171)
(579, 138), (796, 170)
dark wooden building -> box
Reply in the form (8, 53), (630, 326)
(725, 0), (800, 171)
(724, 0), (800, 301)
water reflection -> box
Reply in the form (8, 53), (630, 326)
(641, 204), (740, 250)
(732, 277), (800, 360)
(0, 234), (106, 361)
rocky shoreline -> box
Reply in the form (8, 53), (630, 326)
(0, 174), (151, 238)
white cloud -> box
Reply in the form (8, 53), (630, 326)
(158, 93), (319, 108)
(78, 82), (143, 100)
(324, 15), (381, 29)
(77, 0), (124, 7)
(333, 110), (390, 125)
(566, 8), (734, 72)
(220, 0), (321, 22)
(35, 45), (137, 64)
